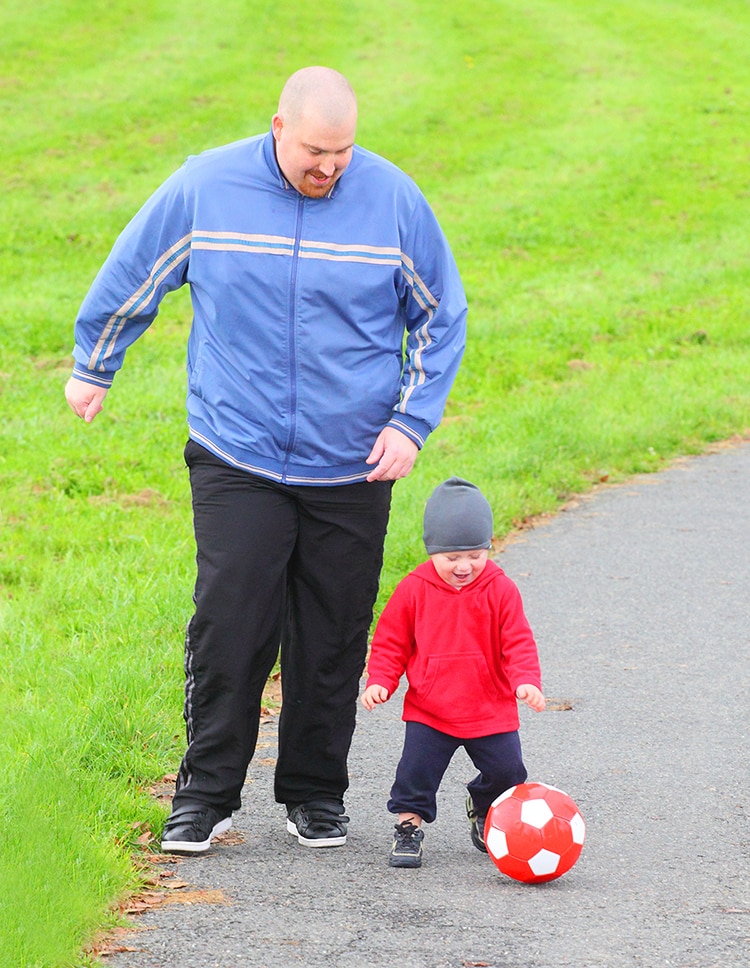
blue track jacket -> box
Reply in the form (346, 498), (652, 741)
(72, 130), (467, 485)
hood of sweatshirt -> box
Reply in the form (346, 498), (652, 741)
(411, 557), (505, 594)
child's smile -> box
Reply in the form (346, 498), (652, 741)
(430, 549), (489, 589)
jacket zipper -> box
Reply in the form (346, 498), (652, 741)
(283, 195), (305, 480)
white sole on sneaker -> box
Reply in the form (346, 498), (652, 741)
(161, 816), (232, 853)
(286, 818), (346, 847)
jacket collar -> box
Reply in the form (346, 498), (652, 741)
(262, 128), (288, 190)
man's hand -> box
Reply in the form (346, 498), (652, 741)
(361, 684), (390, 710)
(65, 376), (108, 423)
(516, 684), (546, 712)
(365, 427), (419, 482)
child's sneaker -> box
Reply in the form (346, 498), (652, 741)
(389, 820), (424, 868)
(466, 793), (488, 853)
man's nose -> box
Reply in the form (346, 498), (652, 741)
(319, 155), (336, 176)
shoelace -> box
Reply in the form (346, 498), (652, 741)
(393, 821), (421, 847)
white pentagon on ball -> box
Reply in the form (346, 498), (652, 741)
(528, 849), (561, 877)
(570, 813), (586, 844)
(486, 827), (508, 859)
(520, 798), (554, 828)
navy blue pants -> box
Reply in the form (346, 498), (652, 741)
(388, 721), (528, 823)
(174, 440), (392, 813)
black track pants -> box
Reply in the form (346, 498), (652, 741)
(174, 440), (392, 812)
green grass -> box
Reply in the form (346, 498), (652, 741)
(1, 0), (749, 964)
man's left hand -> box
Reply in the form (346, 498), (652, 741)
(365, 427), (419, 482)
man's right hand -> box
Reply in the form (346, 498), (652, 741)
(65, 376), (108, 423)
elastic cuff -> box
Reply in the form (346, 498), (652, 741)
(72, 366), (115, 389)
(387, 414), (430, 449)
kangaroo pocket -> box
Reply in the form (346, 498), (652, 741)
(411, 652), (504, 725)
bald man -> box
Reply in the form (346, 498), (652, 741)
(66, 67), (467, 854)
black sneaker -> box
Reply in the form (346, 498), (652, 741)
(160, 803), (232, 854)
(286, 800), (349, 847)
(389, 820), (424, 868)
(466, 793), (488, 853)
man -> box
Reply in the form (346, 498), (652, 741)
(65, 66), (467, 853)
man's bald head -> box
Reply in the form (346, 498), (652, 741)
(277, 66), (357, 129)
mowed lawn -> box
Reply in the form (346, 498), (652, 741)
(1, 1), (749, 964)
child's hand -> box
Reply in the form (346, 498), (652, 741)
(516, 684), (546, 712)
(361, 684), (390, 710)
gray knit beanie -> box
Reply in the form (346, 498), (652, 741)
(423, 477), (494, 554)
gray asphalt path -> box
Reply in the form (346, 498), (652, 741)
(108, 442), (749, 968)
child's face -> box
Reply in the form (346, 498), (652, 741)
(430, 549), (489, 589)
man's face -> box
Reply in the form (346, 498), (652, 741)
(272, 110), (356, 198)
(430, 549), (489, 589)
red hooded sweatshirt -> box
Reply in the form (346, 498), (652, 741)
(365, 559), (542, 738)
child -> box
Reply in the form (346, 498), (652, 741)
(361, 477), (545, 868)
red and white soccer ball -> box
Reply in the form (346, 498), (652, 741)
(484, 782), (586, 884)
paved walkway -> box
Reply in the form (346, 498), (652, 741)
(109, 442), (750, 968)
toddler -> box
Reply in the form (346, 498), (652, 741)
(362, 477), (545, 867)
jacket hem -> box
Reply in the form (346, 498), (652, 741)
(401, 710), (522, 740)
(188, 426), (373, 486)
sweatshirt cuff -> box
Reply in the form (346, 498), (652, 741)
(72, 364), (116, 389)
(386, 413), (431, 449)
(511, 677), (543, 694)
(365, 676), (397, 693)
